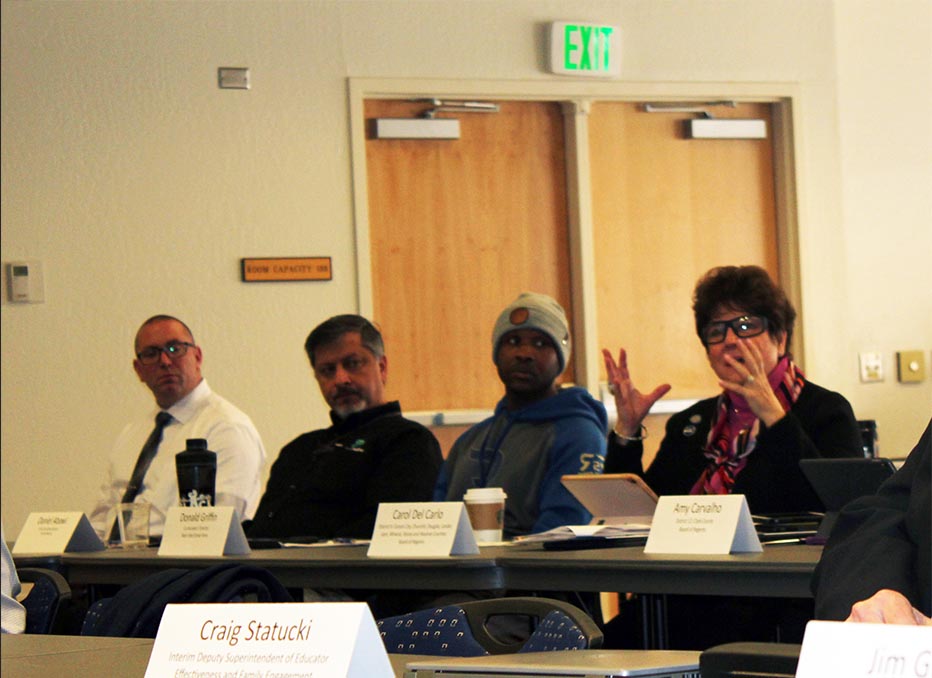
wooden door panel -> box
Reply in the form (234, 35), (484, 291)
(591, 102), (777, 400)
(365, 99), (572, 411)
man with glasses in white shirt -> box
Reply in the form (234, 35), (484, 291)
(89, 315), (265, 541)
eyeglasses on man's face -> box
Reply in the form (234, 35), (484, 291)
(136, 341), (196, 365)
(702, 315), (769, 345)
(314, 354), (372, 381)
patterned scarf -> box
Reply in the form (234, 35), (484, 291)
(691, 356), (805, 495)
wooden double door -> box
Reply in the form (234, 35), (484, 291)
(364, 98), (778, 413)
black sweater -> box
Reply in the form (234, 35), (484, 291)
(245, 402), (442, 540)
(604, 381), (863, 514)
(814, 419), (931, 620)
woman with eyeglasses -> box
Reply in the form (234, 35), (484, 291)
(600, 265), (864, 650)
(602, 264), (863, 515)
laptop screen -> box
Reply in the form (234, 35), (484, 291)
(799, 457), (895, 511)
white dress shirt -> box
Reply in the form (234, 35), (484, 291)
(1, 522), (26, 634)
(89, 379), (266, 537)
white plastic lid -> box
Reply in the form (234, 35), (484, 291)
(464, 487), (507, 501)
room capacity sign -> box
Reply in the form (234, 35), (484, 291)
(241, 257), (332, 282)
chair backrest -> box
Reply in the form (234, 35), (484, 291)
(378, 596), (603, 656)
(81, 563), (293, 637)
(17, 567), (72, 634)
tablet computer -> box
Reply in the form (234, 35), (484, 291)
(561, 473), (658, 526)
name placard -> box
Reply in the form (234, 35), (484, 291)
(644, 495), (762, 554)
(12, 512), (105, 554)
(145, 602), (392, 678)
(158, 507), (250, 557)
(367, 502), (479, 558)
(796, 620), (932, 678)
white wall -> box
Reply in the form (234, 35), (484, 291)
(832, 0), (932, 454)
(2, 0), (930, 534)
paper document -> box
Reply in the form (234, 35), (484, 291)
(515, 523), (652, 543)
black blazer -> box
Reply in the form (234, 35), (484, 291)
(605, 381), (863, 514)
(813, 419), (931, 620)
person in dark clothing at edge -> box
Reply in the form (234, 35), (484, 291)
(813, 418), (931, 626)
(601, 265), (863, 650)
(245, 314), (442, 542)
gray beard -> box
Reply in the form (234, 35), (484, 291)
(332, 400), (369, 419)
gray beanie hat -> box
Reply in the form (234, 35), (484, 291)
(491, 292), (571, 372)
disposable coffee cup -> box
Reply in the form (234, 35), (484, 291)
(117, 502), (150, 549)
(176, 438), (217, 507)
(464, 487), (507, 543)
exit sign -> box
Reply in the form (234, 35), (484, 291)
(550, 22), (620, 77)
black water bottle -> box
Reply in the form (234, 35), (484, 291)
(175, 438), (217, 507)
(858, 420), (878, 458)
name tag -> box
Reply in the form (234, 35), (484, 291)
(12, 512), (104, 554)
(367, 502), (479, 558)
(145, 602), (392, 678)
(158, 506), (250, 557)
(645, 495), (762, 554)
(796, 620), (932, 678)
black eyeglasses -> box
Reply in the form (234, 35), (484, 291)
(136, 341), (196, 365)
(701, 315), (769, 345)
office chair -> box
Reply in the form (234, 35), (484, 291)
(377, 596), (604, 656)
(17, 567), (72, 634)
(81, 563), (294, 637)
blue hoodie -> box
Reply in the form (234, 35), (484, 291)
(434, 386), (607, 537)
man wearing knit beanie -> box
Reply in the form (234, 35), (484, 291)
(491, 292), (571, 375)
(435, 292), (608, 538)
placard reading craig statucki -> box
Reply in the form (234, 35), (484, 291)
(367, 502), (478, 557)
(145, 603), (392, 678)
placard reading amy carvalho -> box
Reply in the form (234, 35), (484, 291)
(145, 602), (392, 678)
(644, 494), (761, 554)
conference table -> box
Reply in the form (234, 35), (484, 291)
(45, 541), (820, 597)
(497, 542), (820, 648)
(17, 541), (822, 649)
(498, 542), (819, 598)
(0, 634), (429, 678)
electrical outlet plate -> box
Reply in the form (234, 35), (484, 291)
(859, 352), (883, 383)
(896, 350), (926, 383)
(218, 67), (249, 90)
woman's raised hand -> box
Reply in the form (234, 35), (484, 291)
(719, 339), (786, 427)
(602, 348), (671, 438)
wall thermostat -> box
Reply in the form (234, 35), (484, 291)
(6, 261), (45, 303)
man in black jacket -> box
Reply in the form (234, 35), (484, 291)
(813, 418), (931, 625)
(245, 315), (442, 541)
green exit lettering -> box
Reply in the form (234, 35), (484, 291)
(563, 24), (614, 72)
